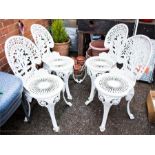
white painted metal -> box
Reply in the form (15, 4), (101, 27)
(104, 23), (129, 61)
(94, 35), (152, 132)
(43, 56), (74, 100)
(120, 35), (152, 80)
(31, 24), (75, 100)
(5, 36), (72, 132)
(85, 24), (129, 105)
(31, 24), (54, 58)
(85, 56), (116, 105)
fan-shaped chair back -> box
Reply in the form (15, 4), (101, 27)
(104, 23), (129, 60)
(31, 24), (54, 57)
(120, 35), (152, 80)
(5, 36), (41, 82)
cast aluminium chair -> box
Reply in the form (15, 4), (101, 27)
(85, 23), (129, 105)
(94, 35), (152, 132)
(5, 36), (72, 132)
(31, 24), (75, 100)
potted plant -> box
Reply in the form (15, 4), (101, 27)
(50, 19), (70, 56)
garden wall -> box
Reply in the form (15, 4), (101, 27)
(0, 19), (49, 72)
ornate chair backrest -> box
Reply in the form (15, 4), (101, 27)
(5, 36), (41, 83)
(104, 23), (129, 60)
(31, 24), (54, 57)
(120, 35), (152, 80)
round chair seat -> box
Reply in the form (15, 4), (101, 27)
(44, 56), (74, 72)
(85, 56), (115, 73)
(95, 72), (133, 97)
(26, 74), (64, 99)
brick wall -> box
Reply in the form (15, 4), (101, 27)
(0, 19), (49, 72)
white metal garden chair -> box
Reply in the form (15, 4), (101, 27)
(94, 35), (152, 132)
(85, 23), (129, 105)
(31, 24), (75, 100)
(5, 36), (72, 132)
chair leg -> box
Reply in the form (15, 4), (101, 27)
(85, 77), (95, 105)
(46, 103), (60, 132)
(22, 93), (32, 122)
(100, 102), (112, 132)
(64, 74), (72, 100)
(23, 101), (31, 122)
(62, 89), (72, 107)
(125, 88), (135, 120)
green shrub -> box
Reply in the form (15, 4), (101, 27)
(51, 19), (69, 43)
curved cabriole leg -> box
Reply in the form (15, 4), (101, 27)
(23, 93), (32, 122)
(64, 74), (72, 100)
(100, 102), (112, 132)
(98, 95), (121, 132)
(125, 88), (135, 119)
(46, 103), (60, 132)
(85, 76), (96, 105)
(62, 88), (72, 107)
(24, 101), (31, 122)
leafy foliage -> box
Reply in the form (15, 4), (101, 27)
(51, 19), (69, 43)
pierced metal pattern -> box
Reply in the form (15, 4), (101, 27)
(84, 24), (128, 106)
(43, 56), (74, 100)
(104, 23), (128, 60)
(45, 56), (74, 71)
(51, 58), (69, 68)
(5, 36), (41, 82)
(98, 94), (121, 106)
(31, 24), (54, 57)
(98, 75), (129, 95)
(28, 77), (59, 96)
(93, 35), (152, 132)
(120, 35), (152, 80)
(31, 24), (75, 100)
(86, 56), (115, 72)
(5, 36), (71, 132)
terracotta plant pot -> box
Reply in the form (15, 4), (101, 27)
(89, 40), (109, 56)
(53, 39), (70, 56)
(76, 56), (85, 66)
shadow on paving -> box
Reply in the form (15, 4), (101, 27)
(1, 77), (155, 135)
